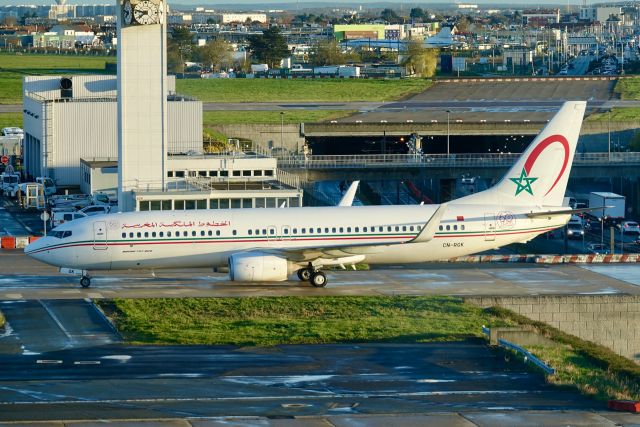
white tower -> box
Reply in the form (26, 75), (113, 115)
(117, 0), (167, 212)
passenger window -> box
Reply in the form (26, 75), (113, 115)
(364, 227), (368, 232)
(137, 232), (141, 238)
(200, 231), (205, 236)
(233, 230), (237, 236)
(439, 225), (443, 231)
(269, 229), (274, 235)
(216, 230), (221, 236)
(410, 226), (414, 231)
(379, 227), (383, 232)
(387, 226), (392, 232)
(152, 232), (157, 238)
(191, 231), (196, 237)
(402, 226), (407, 232)
(284, 228), (289, 234)
(347, 227), (351, 232)
(446, 225), (450, 231)
(262, 229), (266, 235)
(293, 228), (298, 234)
(332, 227), (336, 233)
(167, 231), (172, 237)
(160, 232), (164, 237)
(355, 227), (359, 232)
(395, 226), (399, 232)
(461, 225), (465, 231)
(129, 232), (134, 238)
(308, 228), (313, 234)
(339, 227), (344, 233)
(144, 232), (149, 238)
(302, 228), (306, 234)
(453, 225), (458, 231)
(122, 233), (126, 238)
(325, 227), (329, 233)
(317, 228), (321, 233)
(248, 230), (252, 235)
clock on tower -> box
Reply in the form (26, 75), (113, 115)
(121, 0), (163, 26)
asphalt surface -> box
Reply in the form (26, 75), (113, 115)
(1, 251), (640, 299)
(0, 341), (602, 421)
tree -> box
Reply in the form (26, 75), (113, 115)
(380, 8), (402, 24)
(310, 39), (345, 66)
(403, 40), (438, 77)
(410, 7), (425, 22)
(247, 27), (290, 68)
(195, 39), (233, 72)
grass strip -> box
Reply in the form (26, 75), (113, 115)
(0, 112), (22, 129)
(614, 77), (640, 100)
(586, 108), (640, 122)
(488, 306), (640, 401)
(98, 296), (512, 346)
(203, 110), (353, 126)
(176, 78), (432, 103)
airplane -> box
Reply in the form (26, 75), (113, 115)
(423, 27), (458, 48)
(341, 28), (458, 50)
(26, 101), (586, 289)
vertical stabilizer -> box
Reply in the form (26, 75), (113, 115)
(482, 101), (586, 207)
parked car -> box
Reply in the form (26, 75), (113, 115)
(615, 221), (640, 235)
(587, 243), (610, 255)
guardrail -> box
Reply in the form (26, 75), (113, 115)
(482, 326), (555, 375)
(277, 152), (640, 169)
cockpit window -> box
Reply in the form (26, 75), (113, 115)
(50, 230), (72, 239)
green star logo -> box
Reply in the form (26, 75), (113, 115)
(509, 167), (538, 196)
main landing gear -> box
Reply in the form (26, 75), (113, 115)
(80, 275), (91, 288)
(296, 264), (327, 288)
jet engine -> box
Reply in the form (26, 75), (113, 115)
(228, 252), (289, 282)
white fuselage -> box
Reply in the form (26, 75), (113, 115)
(25, 203), (568, 271)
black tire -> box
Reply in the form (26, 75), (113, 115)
(80, 276), (91, 288)
(310, 271), (327, 288)
(297, 268), (312, 281)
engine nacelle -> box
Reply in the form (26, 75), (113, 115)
(228, 252), (289, 282)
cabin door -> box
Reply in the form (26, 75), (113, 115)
(93, 221), (108, 250)
(484, 213), (496, 242)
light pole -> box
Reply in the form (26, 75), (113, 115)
(280, 111), (285, 156)
(608, 110), (611, 161)
(446, 110), (451, 158)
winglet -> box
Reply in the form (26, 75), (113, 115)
(409, 203), (447, 243)
(338, 181), (359, 207)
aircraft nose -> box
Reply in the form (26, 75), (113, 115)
(24, 237), (48, 263)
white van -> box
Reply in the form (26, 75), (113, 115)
(50, 210), (87, 229)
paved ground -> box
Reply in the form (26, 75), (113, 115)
(0, 341), (603, 422)
(1, 251), (640, 299)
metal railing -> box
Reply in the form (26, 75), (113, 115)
(277, 152), (640, 169)
(482, 327), (555, 375)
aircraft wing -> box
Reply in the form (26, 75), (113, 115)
(264, 204), (447, 264)
(526, 206), (611, 218)
(338, 181), (359, 207)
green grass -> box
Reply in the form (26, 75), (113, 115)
(0, 112), (22, 129)
(488, 307), (640, 401)
(0, 52), (116, 104)
(0, 310), (4, 329)
(176, 79), (432, 103)
(614, 77), (640, 100)
(99, 296), (511, 346)
(586, 108), (640, 122)
(203, 110), (353, 126)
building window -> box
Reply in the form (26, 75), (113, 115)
(196, 200), (207, 210)
(175, 171), (185, 178)
(150, 201), (161, 211)
(167, 171), (174, 178)
(232, 171), (241, 177)
(198, 171), (206, 177)
(254, 170), (263, 176)
(186, 200), (196, 210)
(265, 170), (274, 176)
(139, 201), (150, 211)
(162, 200), (172, 210)
(242, 170), (251, 176)
(209, 171), (218, 177)
(175, 200), (185, 210)
(210, 199), (219, 209)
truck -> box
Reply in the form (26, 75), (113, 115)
(36, 177), (56, 197)
(588, 192), (625, 221)
(1, 172), (20, 196)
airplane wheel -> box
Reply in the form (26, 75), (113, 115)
(297, 268), (312, 281)
(80, 276), (91, 288)
(310, 271), (327, 288)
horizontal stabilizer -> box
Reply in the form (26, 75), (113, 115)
(410, 203), (448, 243)
(526, 206), (611, 218)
